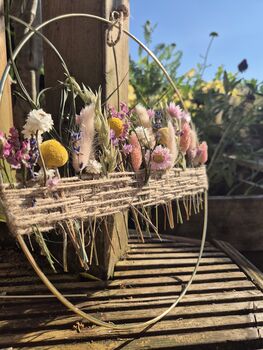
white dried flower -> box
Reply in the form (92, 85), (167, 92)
(22, 109), (54, 138)
(34, 168), (56, 181)
(135, 104), (151, 128)
(84, 159), (102, 174)
(135, 126), (155, 148)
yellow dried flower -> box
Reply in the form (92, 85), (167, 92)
(158, 127), (169, 146)
(40, 139), (68, 168)
(108, 117), (124, 137)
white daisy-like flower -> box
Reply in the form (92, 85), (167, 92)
(22, 109), (54, 138)
(85, 159), (102, 174)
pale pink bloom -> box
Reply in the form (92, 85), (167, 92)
(181, 111), (191, 124)
(195, 141), (208, 164)
(147, 109), (155, 119)
(145, 145), (172, 171)
(167, 102), (183, 119)
(46, 176), (60, 191)
(180, 123), (191, 153)
(129, 132), (142, 171)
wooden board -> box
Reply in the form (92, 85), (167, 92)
(160, 195), (263, 251)
(0, 0), (13, 133)
(42, 0), (130, 278)
(1, 236), (263, 349)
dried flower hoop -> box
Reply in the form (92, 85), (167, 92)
(0, 12), (208, 330)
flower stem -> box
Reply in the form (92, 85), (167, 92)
(36, 131), (47, 185)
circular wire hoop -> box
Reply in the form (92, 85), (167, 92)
(0, 12), (208, 330)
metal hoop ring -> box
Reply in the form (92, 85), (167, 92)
(0, 12), (207, 330)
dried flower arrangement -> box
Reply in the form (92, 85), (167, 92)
(0, 82), (208, 271)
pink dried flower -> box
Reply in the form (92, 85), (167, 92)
(186, 129), (198, 160)
(180, 123), (191, 153)
(129, 132), (142, 171)
(147, 109), (155, 119)
(194, 141), (208, 165)
(167, 103), (183, 119)
(0, 128), (30, 169)
(181, 111), (191, 124)
(46, 176), (60, 191)
(145, 145), (172, 171)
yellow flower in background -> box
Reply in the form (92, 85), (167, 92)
(184, 100), (192, 110)
(185, 68), (196, 79)
(108, 117), (124, 137)
(40, 139), (68, 168)
(128, 84), (137, 107)
(202, 80), (225, 94)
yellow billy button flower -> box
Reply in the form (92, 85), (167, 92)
(40, 139), (68, 168)
(108, 117), (124, 138)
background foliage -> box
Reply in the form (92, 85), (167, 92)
(129, 22), (263, 196)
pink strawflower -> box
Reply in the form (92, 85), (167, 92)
(129, 132), (142, 171)
(167, 102), (183, 119)
(194, 142), (208, 165)
(180, 123), (191, 153)
(122, 143), (133, 155)
(145, 145), (172, 171)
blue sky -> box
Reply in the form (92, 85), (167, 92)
(129, 0), (263, 81)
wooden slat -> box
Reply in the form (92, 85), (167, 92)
(214, 240), (263, 291)
(0, 271), (247, 287)
(116, 257), (232, 269)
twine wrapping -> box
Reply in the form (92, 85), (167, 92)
(0, 166), (208, 237)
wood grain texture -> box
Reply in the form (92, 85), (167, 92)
(0, 0), (13, 132)
(42, 1), (130, 278)
(1, 236), (263, 349)
(160, 195), (263, 251)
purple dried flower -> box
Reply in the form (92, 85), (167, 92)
(122, 143), (133, 155)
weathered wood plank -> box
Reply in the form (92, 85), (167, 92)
(163, 196), (263, 251)
(0, 271), (246, 288)
(42, 0), (130, 279)
(0, 279), (256, 300)
(116, 257), (233, 269)
(0, 0), (13, 132)
(1, 300), (263, 332)
(126, 251), (225, 259)
(1, 290), (262, 315)
(0, 313), (260, 347)
(214, 240), (263, 291)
